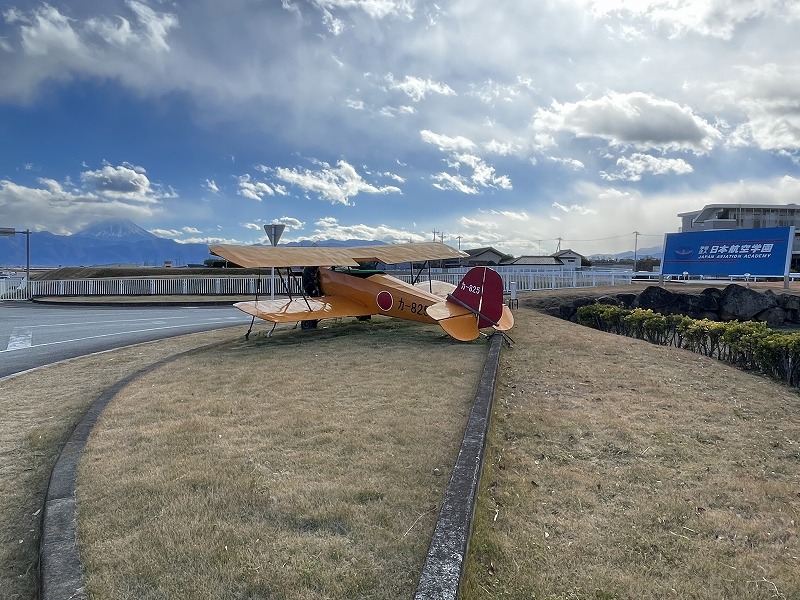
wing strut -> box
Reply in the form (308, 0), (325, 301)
(410, 260), (436, 294)
(244, 270), (263, 340)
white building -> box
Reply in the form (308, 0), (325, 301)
(678, 203), (800, 267)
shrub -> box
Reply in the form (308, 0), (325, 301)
(575, 303), (800, 389)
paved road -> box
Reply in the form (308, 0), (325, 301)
(0, 302), (253, 379)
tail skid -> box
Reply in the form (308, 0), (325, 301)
(426, 267), (514, 341)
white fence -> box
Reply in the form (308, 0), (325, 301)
(0, 268), (633, 301)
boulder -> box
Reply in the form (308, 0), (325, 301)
(614, 293), (638, 308)
(778, 293), (800, 312)
(669, 292), (719, 319)
(632, 286), (678, 311)
(757, 307), (788, 327)
(719, 284), (778, 321)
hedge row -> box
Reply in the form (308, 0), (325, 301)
(576, 304), (800, 387)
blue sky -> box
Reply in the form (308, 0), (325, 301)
(1, 1), (799, 257)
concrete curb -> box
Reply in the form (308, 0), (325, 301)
(414, 332), (505, 599)
(39, 350), (204, 600)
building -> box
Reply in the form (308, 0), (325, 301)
(678, 203), (800, 269)
(679, 204), (800, 233)
(461, 247), (587, 269)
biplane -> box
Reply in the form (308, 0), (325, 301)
(207, 242), (514, 341)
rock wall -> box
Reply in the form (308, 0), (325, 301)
(556, 284), (800, 327)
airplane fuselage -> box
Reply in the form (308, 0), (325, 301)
(319, 268), (441, 325)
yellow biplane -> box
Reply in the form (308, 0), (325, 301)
(208, 242), (514, 341)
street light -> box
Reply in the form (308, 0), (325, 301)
(0, 227), (30, 299)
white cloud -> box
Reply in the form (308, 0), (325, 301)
(386, 74), (456, 102)
(0, 167), (164, 234)
(237, 174), (275, 201)
(306, 216), (425, 243)
(313, 0), (415, 20)
(204, 179), (220, 194)
(580, 0), (786, 40)
(533, 91), (721, 153)
(267, 159), (401, 205)
(420, 130), (476, 152)
(601, 153), (694, 181)
(717, 63), (800, 151)
(79, 163), (164, 203)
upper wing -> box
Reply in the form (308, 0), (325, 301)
(208, 242), (467, 268)
(209, 245), (361, 268)
(233, 295), (373, 323)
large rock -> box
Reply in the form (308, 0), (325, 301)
(614, 292), (638, 308)
(719, 284), (778, 321)
(632, 286), (678, 311)
(670, 292), (719, 319)
(757, 307), (788, 327)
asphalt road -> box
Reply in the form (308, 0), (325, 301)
(0, 301), (253, 379)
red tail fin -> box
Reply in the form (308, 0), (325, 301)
(449, 266), (504, 328)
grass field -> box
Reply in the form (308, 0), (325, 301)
(0, 327), (240, 600)
(463, 309), (800, 600)
(3, 288), (800, 599)
(77, 319), (486, 599)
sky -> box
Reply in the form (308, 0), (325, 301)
(1, 0), (800, 258)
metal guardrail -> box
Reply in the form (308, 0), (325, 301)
(0, 269), (633, 301)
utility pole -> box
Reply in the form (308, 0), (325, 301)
(432, 229), (439, 242)
(0, 227), (30, 298)
(556, 237), (562, 252)
(456, 235), (462, 250)
(633, 231), (640, 272)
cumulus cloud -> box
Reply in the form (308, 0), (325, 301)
(237, 174), (275, 201)
(0, 2), (179, 103)
(601, 153), (694, 181)
(0, 162), (170, 234)
(260, 159), (402, 205)
(533, 92), (721, 153)
(580, 0), (786, 40)
(718, 63), (800, 151)
(422, 131), (513, 193)
(307, 216), (426, 242)
(80, 162), (164, 202)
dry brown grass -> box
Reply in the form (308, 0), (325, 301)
(77, 318), (486, 599)
(0, 327), (241, 600)
(6, 282), (800, 599)
(463, 307), (800, 600)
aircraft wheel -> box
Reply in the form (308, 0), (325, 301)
(356, 315), (372, 321)
(301, 319), (318, 330)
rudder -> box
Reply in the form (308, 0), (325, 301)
(449, 266), (504, 328)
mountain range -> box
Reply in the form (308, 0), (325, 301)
(0, 219), (662, 268)
(0, 220), (392, 268)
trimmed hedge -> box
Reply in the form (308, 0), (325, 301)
(576, 304), (800, 387)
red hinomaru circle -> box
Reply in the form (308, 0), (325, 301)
(377, 290), (393, 311)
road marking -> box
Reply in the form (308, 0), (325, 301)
(7, 327), (32, 350)
(0, 317), (249, 353)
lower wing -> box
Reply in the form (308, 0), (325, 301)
(233, 296), (373, 323)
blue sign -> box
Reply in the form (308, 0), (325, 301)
(662, 226), (794, 277)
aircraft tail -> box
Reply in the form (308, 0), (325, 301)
(425, 266), (514, 341)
